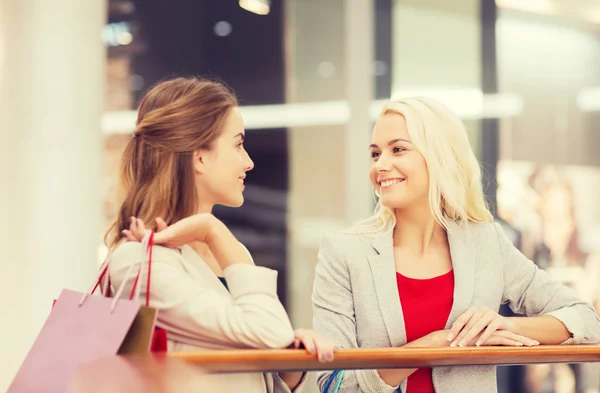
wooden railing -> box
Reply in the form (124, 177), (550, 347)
(170, 345), (600, 373)
(70, 346), (600, 392)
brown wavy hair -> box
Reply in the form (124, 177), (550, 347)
(104, 77), (238, 250)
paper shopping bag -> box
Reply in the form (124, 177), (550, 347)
(7, 288), (140, 393)
(118, 305), (158, 354)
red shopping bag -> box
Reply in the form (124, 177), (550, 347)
(8, 262), (141, 393)
(117, 231), (167, 353)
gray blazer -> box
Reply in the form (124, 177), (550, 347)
(312, 220), (600, 393)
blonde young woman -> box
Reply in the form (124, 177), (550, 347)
(311, 97), (600, 393)
(105, 77), (334, 393)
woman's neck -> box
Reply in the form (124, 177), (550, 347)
(393, 207), (445, 256)
(196, 202), (214, 215)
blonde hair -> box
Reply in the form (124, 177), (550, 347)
(104, 77), (238, 250)
(350, 96), (493, 234)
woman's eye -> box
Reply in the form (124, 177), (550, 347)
(370, 151), (380, 158)
(393, 147), (405, 153)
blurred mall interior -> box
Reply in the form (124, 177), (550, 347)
(1, 0), (600, 392)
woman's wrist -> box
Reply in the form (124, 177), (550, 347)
(199, 214), (226, 244)
(404, 330), (449, 348)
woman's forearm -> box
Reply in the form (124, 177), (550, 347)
(377, 330), (448, 387)
(377, 368), (418, 388)
(205, 218), (254, 268)
(507, 315), (571, 344)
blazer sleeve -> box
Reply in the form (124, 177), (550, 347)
(110, 244), (295, 349)
(496, 223), (600, 344)
(312, 234), (400, 393)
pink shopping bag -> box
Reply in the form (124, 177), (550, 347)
(8, 262), (141, 393)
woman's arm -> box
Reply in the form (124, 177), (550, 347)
(114, 216), (295, 349)
(312, 233), (403, 393)
(277, 329), (335, 391)
(506, 315), (570, 344)
(313, 231), (548, 392)
(496, 223), (600, 344)
(127, 214), (255, 269)
(123, 216), (335, 391)
(377, 328), (535, 386)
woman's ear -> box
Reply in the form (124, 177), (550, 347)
(193, 149), (206, 174)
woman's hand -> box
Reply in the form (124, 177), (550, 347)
(447, 306), (539, 347)
(123, 215), (253, 269)
(473, 330), (539, 347)
(416, 328), (538, 348)
(291, 329), (336, 363)
(122, 217), (167, 242)
(122, 214), (221, 248)
(378, 326), (537, 387)
(279, 330), (336, 390)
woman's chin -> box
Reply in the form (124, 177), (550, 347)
(221, 195), (244, 208)
(381, 195), (410, 210)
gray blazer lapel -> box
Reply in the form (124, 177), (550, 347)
(367, 231), (407, 347)
(445, 221), (476, 328)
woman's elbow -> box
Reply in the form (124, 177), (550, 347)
(586, 313), (600, 344)
(253, 324), (295, 349)
(242, 312), (295, 348)
(570, 305), (600, 344)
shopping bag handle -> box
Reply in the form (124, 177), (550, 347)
(129, 230), (154, 307)
(79, 261), (134, 312)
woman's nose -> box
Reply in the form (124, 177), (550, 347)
(375, 153), (391, 171)
(245, 151), (254, 171)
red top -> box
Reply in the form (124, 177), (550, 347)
(396, 270), (455, 393)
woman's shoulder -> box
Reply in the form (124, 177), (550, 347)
(319, 228), (386, 257)
(448, 219), (514, 255)
(109, 241), (184, 268)
(449, 219), (501, 238)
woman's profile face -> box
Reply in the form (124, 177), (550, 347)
(195, 107), (254, 208)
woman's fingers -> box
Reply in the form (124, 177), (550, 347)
(483, 335), (524, 347)
(156, 217), (168, 232)
(447, 307), (476, 342)
(475, 318), (503, 346)
(293, 329), (316, 354)
(478, 330), (539, 347)
(494, 330), (539, 346)
(121, 229), (138, 242)
(451, 308), (486, 347)
(313, 335), (335, 362)
(456, 311), (495, 347)
(127, 217), (146, 240)
(292, 329), (335, 363)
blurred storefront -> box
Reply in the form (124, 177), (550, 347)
(496, 2), (600, 392)
(2, 0), (600, 391)
(98, 1), (600, 392)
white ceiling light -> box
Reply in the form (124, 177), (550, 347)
(102, 92), (524, 134)
(239, 0), (270, 16)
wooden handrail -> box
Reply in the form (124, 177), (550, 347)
(170, 345), (600, 373)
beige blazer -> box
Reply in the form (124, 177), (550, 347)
(109, 241), (304, 393)
(312, 220), (600, 393)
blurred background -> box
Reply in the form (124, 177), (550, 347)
(1, 0), (600, 392)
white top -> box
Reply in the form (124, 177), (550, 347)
(109, 241), (304, 393)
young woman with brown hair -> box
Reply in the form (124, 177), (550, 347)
(105, 77), (334, 393)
